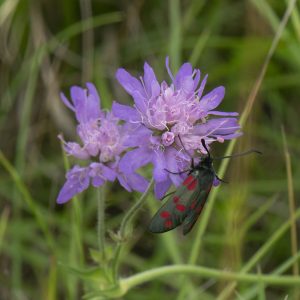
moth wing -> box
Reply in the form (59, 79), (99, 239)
(182, 190), (209, 235)
(181, 168), (215, 235)
(148, 175), (201, 233)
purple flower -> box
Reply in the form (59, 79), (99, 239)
(57, 83), (148, 204)
(113, 58), (241, 198)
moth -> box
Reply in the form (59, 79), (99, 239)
(148, 139), (260, 235)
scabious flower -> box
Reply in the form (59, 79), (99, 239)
(113, 58), (242, 198)
(57, 83), (148, 204)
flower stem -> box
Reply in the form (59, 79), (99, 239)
(97, 185), (106, 258)
(120, 265), (300, 294)
(112, 178), (154, 281)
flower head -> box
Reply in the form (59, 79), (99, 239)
(57, 83), (148, 204)
(113, 58), (241, 198)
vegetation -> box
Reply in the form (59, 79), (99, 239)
(0, 0), (299, 299)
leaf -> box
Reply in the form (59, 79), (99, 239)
(58, 261), (110, 284)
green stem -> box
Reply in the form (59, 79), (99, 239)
(169, 0), (181, 71)
(178, 1), (296, 299)
(0, 150), (55, 251)
(217, 207), (300, 300)
(120, 265), (300, 294)
(97, 186), (106, 257)
(112, 178), (154, 281)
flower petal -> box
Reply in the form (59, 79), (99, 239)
(69, 84), (102, 123)
(219, 132), (243, 140)
(165, 56), (175, 82)
(89, 163), (117, 187)
(153, 150), (168, 182)
(193, 118), (241, 136)
(165, 147), (189, 186)
(112, 101), (140, 122)
(131, 90), (147, 113)
(85, 82), (103, 120)
(119, 147), (152, 173)
(60, 92), (75, 111)
(117, 174), (132, 192)
(122, 124), (152, 147)
(57, 166), (90, 204)
(116, 68), (145, 97)
(193, 69), (201, 90)
(199, 86), (225, 112)
(208, 111), (239, 116)
(143, 62), (160, 98)
(126, 172), (149, 193)
(154, 178), (172, 199)
(70, 86), (86, 122)
(197, 74), (208, 99)
(174, 63), (193, 89)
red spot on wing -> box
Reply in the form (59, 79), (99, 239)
(160, 211), (171, 218)
(176, 204), (186, 212)
(183, 175), (195, 186)
(164, 219), (173, 228)
(187, 179), (197, 191)
(173, 196), (180, 203)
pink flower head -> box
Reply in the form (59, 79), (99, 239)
(57, 83), (148, 204)
(113, 58), (241, 198)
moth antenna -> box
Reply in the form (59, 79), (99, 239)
(214, 149), (262, 160)
(178, 135), (192, 159)
(201, 139), (211, 159)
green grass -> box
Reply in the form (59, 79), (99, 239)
(1, 0), (300, 299)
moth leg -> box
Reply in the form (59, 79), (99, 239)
(164, 168), (190, 175)
(216, 174), (228, 184)
(191, 157), (195, 169)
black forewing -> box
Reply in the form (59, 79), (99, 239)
(181, 169), (214, 235)
(148, 174), (202, 233)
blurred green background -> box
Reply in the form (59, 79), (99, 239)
(0, 0), (300, 299)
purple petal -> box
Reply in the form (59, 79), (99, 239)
(60, 92), (75, 111)
(112, 101), (140, 122)
(70, 86), (85, 108)
(174, 63), (193, 89)
(131, 90), (147, 113)
(69, 84), (102, 123)
(153, 150), (168, 182)
(197, 74), (208, 99)
(117, 174), (132, 192)
(119, 147), (152, 173)
(86, 82), (100, 104)
(165, 57), (175, 82)
(199, 86), (225, 112)
(101, 165), (117, 181)
(143, 62), (160, 98)
(116, 68), (145, 97)
(165, 147), (188, 186)
(213, 177), (220, 186)
(219, 132), (243, 140)
(208, 111), (239, 116)
(64, 142), (90, 159)
(193, 69), (201, 90)
(89, 163), (116, 187)
(122, 124), (152, 147)
(154, 178), (172, 199)
(193, 118), (241, 136)
(57, 166), (90, 204)
(85, 83), (103, 120)
(91, 177), (105, 187)
(126, 172), (149, 193)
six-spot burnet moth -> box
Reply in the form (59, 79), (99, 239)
(148, 139), (261, 235)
